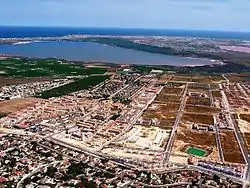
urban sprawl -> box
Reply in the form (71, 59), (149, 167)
(0, 68), (250, 188)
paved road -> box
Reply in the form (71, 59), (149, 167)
(213, 115), (225, 162)
(17, 161), (60, 188)
(163, 83), (188, 163)
(221, 86), (250, 181)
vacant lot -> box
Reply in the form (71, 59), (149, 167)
(185, 105), (220, 114)
(187, 97), (211, 106)
(162, 87), (183, 95)
(220, 131), (245, 164)
(0, 98), (42, 114)
(212, 90), (222, 98)
(225, 73), (250, 82)
(175, 128), (217, 153)
(182, 113), (214, 125)
(155, 94), (181, 103)
(243, 133), (250, 152)
(240, 114), (250, 123)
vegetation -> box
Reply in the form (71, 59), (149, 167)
(37, 75), (110, 99)
(0, 58), (106, 77)
(0, 113), (6, 119)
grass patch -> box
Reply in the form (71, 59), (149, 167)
(186, 146), (207, 157)
(37, 75), (110, 99)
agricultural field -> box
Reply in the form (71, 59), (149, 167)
(182, 113), (214, 125)
(220, 131), (245, 164)
(37, 75), (110, 99)
(0, 58), (106, 77)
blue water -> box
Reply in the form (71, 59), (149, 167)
(0, 41), (213, 66)
(0, 26), (250, 40)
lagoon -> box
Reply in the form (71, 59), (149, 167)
(0, 41), (214, 66)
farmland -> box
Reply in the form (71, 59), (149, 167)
(0, 58), (106, 77)
(37, 75), (110, 99)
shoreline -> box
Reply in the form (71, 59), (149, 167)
(0, 54), (221, 68)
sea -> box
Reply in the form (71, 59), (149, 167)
(0, 26), (250, 66)
(1, 26), (250, 40)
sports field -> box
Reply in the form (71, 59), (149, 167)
(186, 146), (207, 157)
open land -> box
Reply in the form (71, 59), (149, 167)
(0, 56), (249, 187)
(220, 131), (245, 164)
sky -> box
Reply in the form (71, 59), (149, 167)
(1, 0), (250, 31)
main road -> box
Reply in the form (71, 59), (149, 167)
(220, 84), (250, 184)
(163, 83), (189, 163)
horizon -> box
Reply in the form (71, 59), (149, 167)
(1, 0), (250, 32)
(1, 25), (250, 34)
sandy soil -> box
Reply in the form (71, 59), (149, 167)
(170, 124), (219, 163)
(220, 131), (245, 164)
(0, 98), (43, 114)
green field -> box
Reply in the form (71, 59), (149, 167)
(186, 146), (207, 157)
(0, 58), (106, 77)
(37, 75), (110, 99)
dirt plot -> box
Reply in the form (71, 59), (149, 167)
(155, 94), (181, 103)
(220, 131), (245, 164)
(240, 114), (250, 123)
(187, 97), (211, 106)
(189, 76), (213, 84)
(161, 87), (183, 95)
(143, 110), (176, 129)
(185, 105), (220, 114)
(188, 83), (210, 90)
(173, 126), (218, 158)
(225, 73), (250, 82)
(172, 75), (191, 82)
(244, 133), (250, 151)
(212, 90), (222, 98)
(157, 75), (171, 85)
(182, 113), (214, 125)
(188, 88), (209, 95)
(0, 98), (42, 114)
(177, 133), (214, 148)
(157, 103), (180, 112)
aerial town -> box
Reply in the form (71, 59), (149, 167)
(0, 60), (250, 187)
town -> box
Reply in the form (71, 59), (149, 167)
(0, 67), (250, 187)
